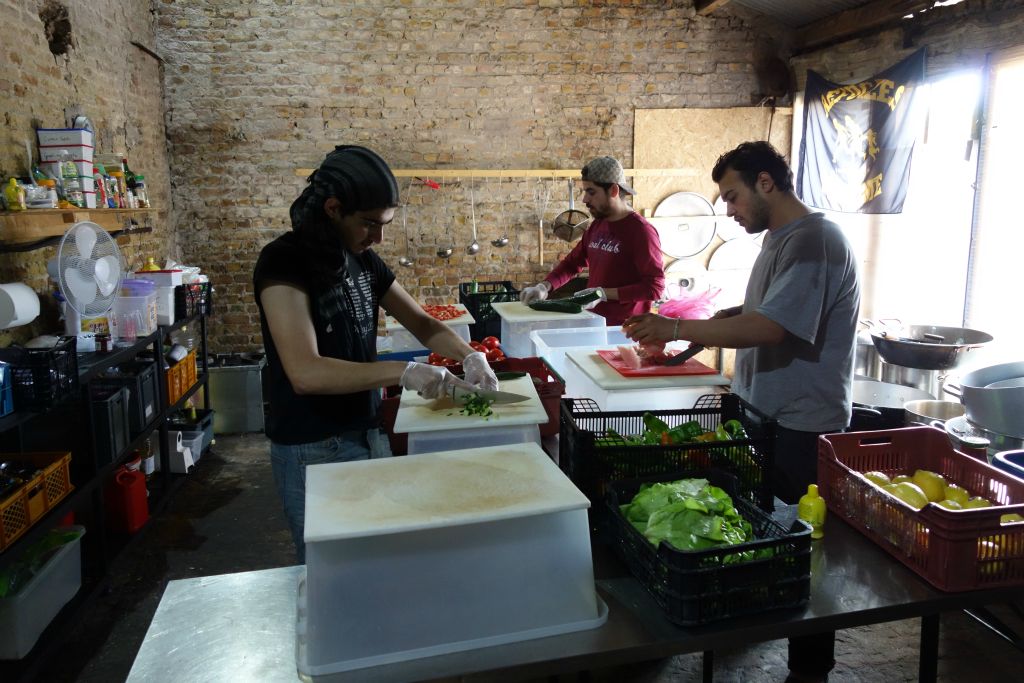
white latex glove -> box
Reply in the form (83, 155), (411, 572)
(575, 286), (607, 310)
(399, 362), (474, 400)
(519, 280), (550, 304)
(462, 351), (499, 391)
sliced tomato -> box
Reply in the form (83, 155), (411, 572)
(485, 348), (505, 362)
(469, 340), (485, 352)
(427, 352), (443, 365)
(441, 356), (459, 367)
(482, 336), (501, 350)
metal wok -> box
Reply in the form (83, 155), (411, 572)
(870, 324), (992, 370)
(944, 361), (1024, 439)
(851, 379), (934, 430)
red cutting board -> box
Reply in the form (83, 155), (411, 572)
(596, 349), (719, 377)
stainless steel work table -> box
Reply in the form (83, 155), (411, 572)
(128, 512), (1024, 682)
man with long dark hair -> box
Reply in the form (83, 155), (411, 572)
(254, 145), (496, 561)
(624, 141), (860, 682)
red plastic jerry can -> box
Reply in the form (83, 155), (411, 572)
(106, 466), (149, 534)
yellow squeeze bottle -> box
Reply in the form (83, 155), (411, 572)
(798, 484), (826, 539)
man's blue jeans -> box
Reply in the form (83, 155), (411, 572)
(270, 428), (392, 563)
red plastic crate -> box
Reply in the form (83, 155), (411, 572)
(818, 427), (1024, 591)
(491, 357), (565, 437)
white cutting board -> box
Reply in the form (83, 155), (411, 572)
(304, 443), (590, 542)
(392, 374), (547, 434)
(385, 303), (475, 330)
(565, 349), (730, 390)
(491, 301), (602, 323)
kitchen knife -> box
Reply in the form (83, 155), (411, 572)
(662, 343), (705, 366)
(451, 386), (530, 404)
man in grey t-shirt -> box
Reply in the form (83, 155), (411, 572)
(625, 141), (860, 683)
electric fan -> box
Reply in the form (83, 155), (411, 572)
(53, 221), (123, 337)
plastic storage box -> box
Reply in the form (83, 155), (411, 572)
(174, 282), (212, 320)
(0, 336), (78, 410)
(0, 526), (85, 659)
(88, 384), (131, 468)
(165, 430), (205, 473)
(165, 349), (198, 406)
(209, 354), (265, 433)
(93, 360), (159, 436)
(298, 443), (606, 675)
(560, 347), (728, 410)
(994, 450), (1024, 482)
(0, 362), (12, 417)
(818, 427), (1024, 591)
(606, 472), (811, 625)
(530, 326), (631, 380)
(491, 301), (604, 359)
(110, 280), (158, 343)
(560, 394), (776, 510)
(167, 408), (215, 454)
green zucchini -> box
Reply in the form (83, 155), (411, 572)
(566, 290), (601, 305)
(528, 299), (583, 314)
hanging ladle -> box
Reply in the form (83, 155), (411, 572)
(437, 178), (454, 259)
(490, 175), (509, 247)
(465, 177), (480, 255)
(399, 180), (415, 266)
(398, 201), (414, 267)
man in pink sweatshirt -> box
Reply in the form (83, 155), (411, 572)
(519, 156), (666, 326)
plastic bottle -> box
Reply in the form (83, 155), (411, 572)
(134, 174), (148, 207)
(4, 178), (26, 211)
(798, 484), (826, 540)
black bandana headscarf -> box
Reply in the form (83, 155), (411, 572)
(289, 145), (400, 269)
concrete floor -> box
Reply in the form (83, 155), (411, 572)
(23, 433), (1024, 682)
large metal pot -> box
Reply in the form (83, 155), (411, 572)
(945, 361), (1024, 439)
(855, 330), (881, 380)
(903, 400), (964, 426)
(879, 361), (941, 398)
(870, 324), (993, 370)
(851, 379), (934, 430)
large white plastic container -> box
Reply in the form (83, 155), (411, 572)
(562, 348), (730, 409)
(297, 444), (606, 676)
(385, 305), (474, 352)
(530, 325), (631, 380)
(0, 527), (84, 660)
(491, 301), (604, 359)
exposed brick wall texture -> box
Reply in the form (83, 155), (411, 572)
(154, 0), (788, 352)
(0, 0), (174, 345)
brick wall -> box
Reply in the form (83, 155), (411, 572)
(0, 0), (173, 345)
(154, 0), (789, 351)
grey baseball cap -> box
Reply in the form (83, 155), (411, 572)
(581, 156), (635, 195)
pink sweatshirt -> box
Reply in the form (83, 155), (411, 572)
(545, 211), (665, 325)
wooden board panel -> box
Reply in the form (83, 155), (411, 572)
(633, 108), (793, 217)
(0, 208), (160, 244)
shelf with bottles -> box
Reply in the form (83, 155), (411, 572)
(0, 206), (159, 250)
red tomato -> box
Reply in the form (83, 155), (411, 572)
(482, 336), (501, 350)
(485, 348), (505, 362)
(441, 356), (458, 367)
(469, 340), (485, 352)
(427, 352), (443, 365)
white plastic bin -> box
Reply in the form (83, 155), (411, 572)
(530, 326), (630, 380)
(298, 444), (606, 676)
(110, 294), (158, 342)
(0, 526), (84, 660)
(490, 302), (604, 359)
(407, 423), (541, 455)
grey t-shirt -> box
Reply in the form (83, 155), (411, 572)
(732, 212), (861, 432)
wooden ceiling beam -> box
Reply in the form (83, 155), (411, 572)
(795, 0), (936, 52)
(695, 0), (733, 17)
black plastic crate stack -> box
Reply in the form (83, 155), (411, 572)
(174, 281), (212, 321)
(0, 336), (79, 411)
(458, 281), (518, 341)
(92, 360), (160, 436)
(559, 393), (776, 511)
(88, 384), (131, 468)
(606, 470), (811, 626)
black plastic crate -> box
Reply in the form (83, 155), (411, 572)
(607, 470), (811, 626)
(560, 393), (776, 510)
(0, 336), (79, 410)
(93, 360), (159, 436)
(174, 282), (212, 320)
(167, 407), (214, 454)
(458, 280), (518, 341)
(88, 384), (131, 468)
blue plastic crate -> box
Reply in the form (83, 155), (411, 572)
(994, 450), (1024, 482)
(0, 362), (13, 417)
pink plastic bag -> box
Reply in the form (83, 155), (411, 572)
(657, 287), (721, 320)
